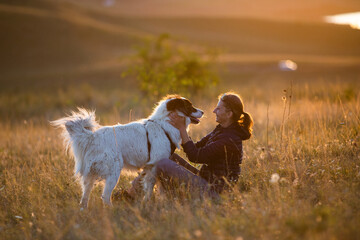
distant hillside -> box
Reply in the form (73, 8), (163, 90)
(118, 18), (360, 56)
(68, 0), (360, 20)
(1, 0), (360, 87)
(0, 0), (142, 80)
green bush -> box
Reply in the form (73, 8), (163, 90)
(124, 34), (219, 101)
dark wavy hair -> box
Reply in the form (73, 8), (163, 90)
(219, 92), (253, 136)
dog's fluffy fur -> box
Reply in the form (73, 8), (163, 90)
(51, 95), (203, 207)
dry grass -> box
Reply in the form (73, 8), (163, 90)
(1, 80), (359, 240)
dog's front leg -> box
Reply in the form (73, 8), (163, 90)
(141, 164), (156, 203)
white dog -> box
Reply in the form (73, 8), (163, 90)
(51, 95), (203, 207)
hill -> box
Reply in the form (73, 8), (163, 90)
(0, 0), (359, 93)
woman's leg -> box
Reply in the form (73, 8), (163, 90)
(155, 158), (218, 199)
(122, 156), (217, 200)
(130, 153), (196, 194)
(169, 153), (199, 175)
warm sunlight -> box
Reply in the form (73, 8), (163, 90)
(325, 12), (360, 30)
(1, 0), (360, 239)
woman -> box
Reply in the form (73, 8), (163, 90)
(123, 92), (253, 200)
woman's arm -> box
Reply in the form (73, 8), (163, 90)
(168, 112), (211, 146)
(195, 133), (211, 148)
(169, 112), (230, 164)
(182, 137), (229, 164)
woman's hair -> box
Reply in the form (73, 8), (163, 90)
(219, 92), (253, 136)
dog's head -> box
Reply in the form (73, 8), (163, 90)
(150, 95), (203, 125)
(166, 96), (203, 125)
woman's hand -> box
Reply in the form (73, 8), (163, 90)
(168, 112), (190, 144)
(168, 112), (186, 131)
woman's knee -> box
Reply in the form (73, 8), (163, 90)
(155, 158), (173, 173)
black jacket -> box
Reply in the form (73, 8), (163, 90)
(182, 122), (251, 193)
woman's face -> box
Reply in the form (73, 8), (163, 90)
(213, 100), (232, 125)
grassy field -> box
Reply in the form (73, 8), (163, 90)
(1, 80), (359, 240)
(1, 0), (360, 239)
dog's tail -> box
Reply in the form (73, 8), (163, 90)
(51, 108), (99, 176)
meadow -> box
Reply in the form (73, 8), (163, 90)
(1, 69), (359, 240)
(1, 1), (360, 239)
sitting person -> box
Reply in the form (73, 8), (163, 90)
(122, 92), (253, 200)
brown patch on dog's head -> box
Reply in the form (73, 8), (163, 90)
(166, 96), (203, 124)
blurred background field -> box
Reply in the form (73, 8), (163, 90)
(0, 0), (360, 239)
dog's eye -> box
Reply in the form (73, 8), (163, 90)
(186, 106), (197, 114)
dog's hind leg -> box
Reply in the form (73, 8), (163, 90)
(80, 175), (96, 209)
(101, 161), (122, 206)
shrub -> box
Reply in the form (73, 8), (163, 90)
(124, 34), (219, 101)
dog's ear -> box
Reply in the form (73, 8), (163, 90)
(166, 98), (184, 112)
(65, 121), (76, 134)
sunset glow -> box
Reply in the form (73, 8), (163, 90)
(325, 12), (360, 30)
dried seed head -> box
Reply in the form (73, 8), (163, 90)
(270, 173), (280, 184)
